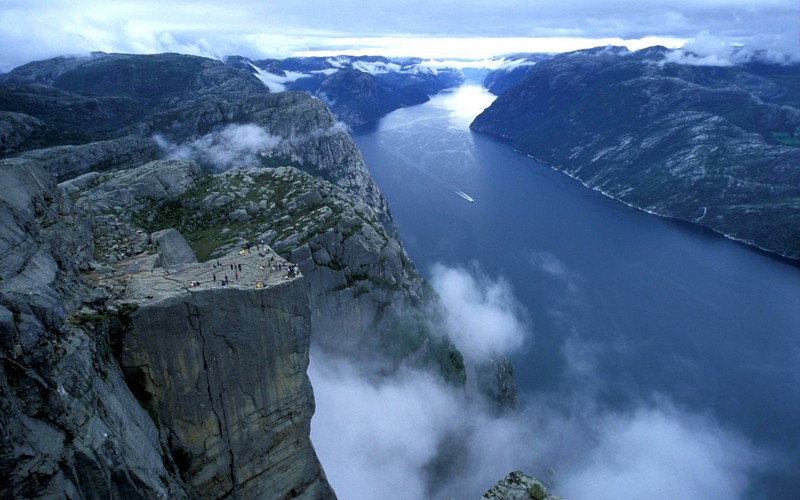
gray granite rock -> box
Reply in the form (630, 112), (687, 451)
(152, 228), (197, 267)
(482, 471), (558, 500)
(119, 258), (333, 498)
(0, 159), (185, 499)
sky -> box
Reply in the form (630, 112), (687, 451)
(0, 0), (798, 71)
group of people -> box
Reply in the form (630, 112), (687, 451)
(194, 246), (301, 289)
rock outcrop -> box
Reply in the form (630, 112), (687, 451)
(14, 135), (161, 181)
(0, 160), (186, 498)
(482, 471), (559, 500)
(0, 110), (46, 155)
(115, 251), (333, 498)
(0, 156), (334, 498)
(0, 51), (518, 499)
(472, 46), (800, 260)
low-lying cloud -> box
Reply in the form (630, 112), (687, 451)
(309, 264), (772, 500)
(154, 124), (281, 171)
(247, 63), (312, 92)
(558, 403), (762, 500)
(154, 121), (350, 172)
(430, 262), (528, 361)
(663, 31), (800, 67)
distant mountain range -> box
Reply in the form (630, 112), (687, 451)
(225, 55), (463, 128)
(472, 46), (800, 260)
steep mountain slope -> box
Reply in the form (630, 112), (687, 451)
(481, 53), (551, 95)
(0, 160), (189, 498)
(471, 46), (800, 260)
(1, 52), (516, 498)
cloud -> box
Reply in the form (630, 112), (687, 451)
(309, 356), (464, 500)
(429, 263), (529, 361)
(153, 121), (351, 171)
(308, 263), (773, 500)
(558, 403), (764, 500)
(246, 64), (313, 92)
(154, 124), (281, 171)
(309, 346), (770, 500)
(529, 250), (584, 297)
(1, 1), (797, 71)
(663, 30), (800, 66)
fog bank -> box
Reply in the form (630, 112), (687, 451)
(309, 264), (770, 499)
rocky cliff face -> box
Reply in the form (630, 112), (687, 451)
(116, 254), (333, 499)
(0, 155), (334, 498)
(482, 471), (559, 500)
(471, 46), (800, 260)
(0, 52), (517, 499)
(0, 160), (186, 498)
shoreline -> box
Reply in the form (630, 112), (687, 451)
(471, 127), (799, 266)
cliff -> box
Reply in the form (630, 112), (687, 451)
(0, 155), (333, 498)
(471, 46), (800, 260)
(113, 251), (333, 498)
(0, 160), (186, 498)
(0, 52), (517, 499)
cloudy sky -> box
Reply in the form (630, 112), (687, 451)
(0, 0), (797, 71)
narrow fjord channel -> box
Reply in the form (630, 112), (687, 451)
(353, 84), (800, 498)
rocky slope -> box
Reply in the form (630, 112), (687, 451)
(1, 52), (517, 498)
(481, 54), (552, 95)
(482, 471), (559, 500)
(0, 160), (187, 498)
(471, 46), (800, 260)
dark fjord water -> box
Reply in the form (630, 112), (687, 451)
(353, 85), (800, 498)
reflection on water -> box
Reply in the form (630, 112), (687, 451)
(354, 85), (800, 498)
(429, 84), (498, 127)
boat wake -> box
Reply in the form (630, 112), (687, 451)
(377, 139), (475, 203)
(455, 190), (474, 202)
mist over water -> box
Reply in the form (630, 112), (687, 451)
(309, 85), (800, 499)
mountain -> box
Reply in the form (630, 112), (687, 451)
(0, 52), (514, 498)
(471, 46), (800, 260)
(225, 55), (464, 128)
(481, 53), (552, 95)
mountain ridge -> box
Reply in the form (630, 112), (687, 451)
(472, 46), (800, 260)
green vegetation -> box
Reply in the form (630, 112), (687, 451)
(527, 483), (548, 500)
(382, 311), (466, 387)
(67, 310), (113, 327)
(772, 128), (800, 146)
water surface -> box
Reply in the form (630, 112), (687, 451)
(353, 85), (800, 497)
